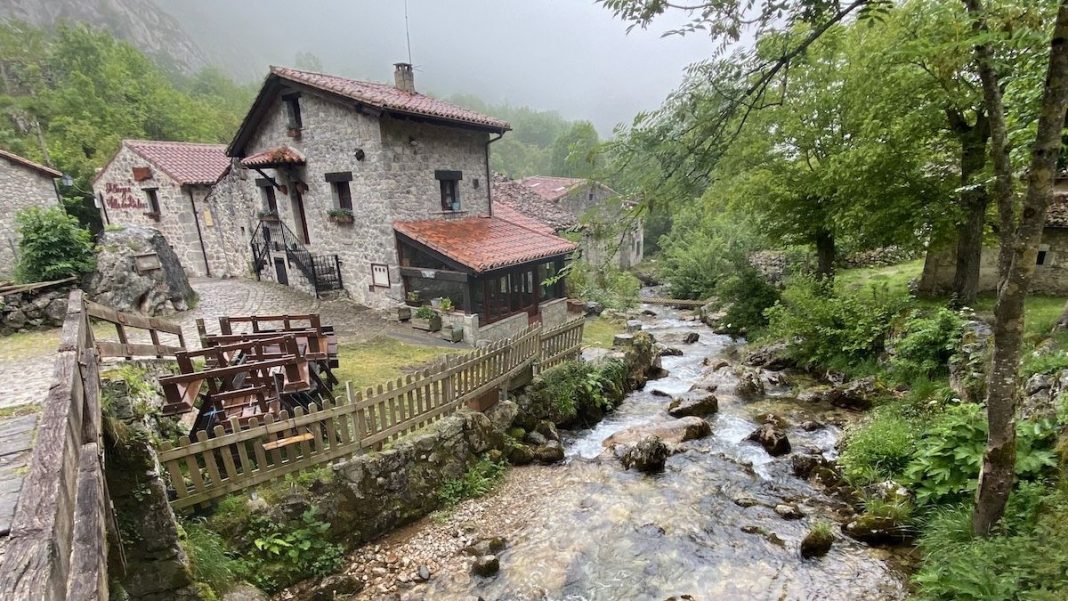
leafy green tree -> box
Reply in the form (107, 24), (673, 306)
(550, 121), (602, 178)
(14, 206), (95, 283)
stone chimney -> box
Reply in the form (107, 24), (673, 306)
(394, 63), (415, 93)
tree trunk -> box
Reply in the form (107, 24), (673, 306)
(968, 0), (1068, 536)
(815, 230), (836, 279)
(949, 110), (990, 306)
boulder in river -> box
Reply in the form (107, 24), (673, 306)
(506, 443), (534, 465)
(535, 420), (561, 442)
(667, 391), (718, 418)
(774, 503), (804, 520)
(310, 574), (363, 601)
(743, 341), (794, 371)
(800, 526), (834, 559)
(736, 370), (765, 400)
(683, 332), (700, 344)
(533, 441), (564, 464)
(620, 436), (669, 473)
(843, 513), (911, 545)
(604, 417), (711, 448)
(791, 453), (841, 484)
(747, 422), (791, 456)
(471, 555), (500, 577)
(825, 377), (881, 411)
(658, 346), (683, 357)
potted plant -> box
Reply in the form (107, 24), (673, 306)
(412, 306), (442, 332)
(258, 210), (279, 222)
(328, 208), (354, 224)
(396, 306), (412, 321)
(405, 291), (421, 307)
(438, 297), (455, 313)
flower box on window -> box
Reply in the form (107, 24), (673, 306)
(258, 210), (280, 222)
(328, 208), (354, 224)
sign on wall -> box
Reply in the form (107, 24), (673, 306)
(371, 263), (390, 288)
(103, 182), (146, 210)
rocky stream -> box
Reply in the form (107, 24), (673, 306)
(280, 302), (909, 601)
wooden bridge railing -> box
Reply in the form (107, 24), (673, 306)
(0, 290), (115, 601)
(159, 317), (585, 510)
(86, 300), (186, 359)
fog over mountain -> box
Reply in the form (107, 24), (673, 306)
(7, 0), (719, 133)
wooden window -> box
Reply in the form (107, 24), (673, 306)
(143, 188), (160, 219)
(283, 94), (302, 130)
(132, 166), (152, 181)
(262, 185), (277, 213)
(435, 170), (462, 211)
(326, 172), (354, 211)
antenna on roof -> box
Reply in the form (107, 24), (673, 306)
(404, 0), (413, 65)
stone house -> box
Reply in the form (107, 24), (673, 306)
(920, 188), (1068, 296)
(0, 148), (62, 279)
(518, 175), (643, 269)
(91, 140), (234, 278)
(217, 64), (577, 342)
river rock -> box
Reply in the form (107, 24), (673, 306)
(620, 436), (669, 473)
(800, 528), (834, 559)
(791, 453), (839, 483)
(416, 565), (431, 581)
(667, 391), (719, 418)
(604, 417), (711, 448)
(485, 400), (518, 432)
(311, 574), (364, 601)
(774, 503), (804, 520)
(743, 341), (794, 371)
(535, 420), (561, 442)
(800, 420), (824, 431)
(223, 583), (269, 601)
(843, 513), (910, 545)
(825, 377), (880, 410)
(83, 225), (196, 315)
(740, 524), (786, 546)
(506, 443), (534, 465)
(736, 370), (765, 400)
(464, 536), (506, 556)
(747, 422), (791, 456)
(683, 332), (700, 344)
(796, 386), (830, 403)
(658, 346), (683, 357)
(524, 430), (548, 446)
(650, 388), (672, 398)
(626, 319), (643, 333)
(533, 441), (564, 464)
(472, 555), (500, 577)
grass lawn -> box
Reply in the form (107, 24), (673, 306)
(839, 259), (1065, 343)
(582, 316), (625, 349)
(333, 336), (463, 392)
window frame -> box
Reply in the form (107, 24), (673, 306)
(325, 172), (354, 212)
(142, 187), (161, 220)
(283, 93), (303, 130)
(435, 170), (462, 212)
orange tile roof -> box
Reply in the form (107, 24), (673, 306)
(0, 148), (61, 178)
(271, 66), (510, 132)
(394, 216), (576, 273)
(241, 145), (306, 168)
(124, 140), (229, 185)
(492, 202), (556, 236)
(518, 176), (587, 201)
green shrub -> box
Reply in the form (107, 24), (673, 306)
(14, 206), (96, 283)
(245, 507), (344, 592)
(913, 484), (1068, 601)
(904, 404), (1057, 506)
(566, 260), (640, 309)
(437, 456), (508, 507)
(891, 308), (965, 379)
(180, 519), (243, 596)
(711, 266), (781, 336)
(839, 408), (915, 485)
(532, 360), (626, 426)
(659, 208), (761, 300)
(1022, 349), (1068, 379)
(763, 275), (910, 368)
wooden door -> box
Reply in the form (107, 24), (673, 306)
(292, 187), (311, 245)
(274, 258), (288, 285)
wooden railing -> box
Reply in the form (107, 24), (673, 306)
(0, 290), (116, 601)
(86, 300), (186, 359)
(159, 317), (584, 510)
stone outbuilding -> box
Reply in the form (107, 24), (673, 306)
(91, 139), (233, 278)
(518, 175), (643, 269)
(213, 63), (577, 342)
(0, 148), (62, 279)
(920, 188), (1068, 296)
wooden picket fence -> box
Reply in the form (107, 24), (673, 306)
(158, 317), (584, 510)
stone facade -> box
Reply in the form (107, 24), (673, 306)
(441, 297), (570, 345)
(229, 88), (493, 308)
(92, 145), (232, 278)
(0, 153), (60, 279)
(920, 227), (1068, 296)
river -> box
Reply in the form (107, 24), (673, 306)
(320, 303), (909, 601)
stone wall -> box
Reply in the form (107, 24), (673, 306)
(919, 229), (1068, 296)
(0, 157), (60, 279)
(92, 145), (224, 278)
(559, 182), (643, 269)
(201, 164), (257, 279)
(0, 284), (70, 334)
(231, 90), (492, 308)
(326, 410), (504, 545)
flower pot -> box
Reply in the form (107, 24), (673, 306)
(397, 307), (412, 322)
(329, 213), (354, 224)
(412, 314), (442, 332)
(404, 299), (421, 307)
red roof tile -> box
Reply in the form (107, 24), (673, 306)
(1047, 194), (1068, 228)
(394, 216), (576, 273)
(493, 175), (577, 231)
(124, 140), (229, 185)
(518, 176), (587, 201)
(270, 66), (510, 132)
(241, 145), (306, 168)
(0, 148), (61, 178)
(492, 202), (557, 236)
